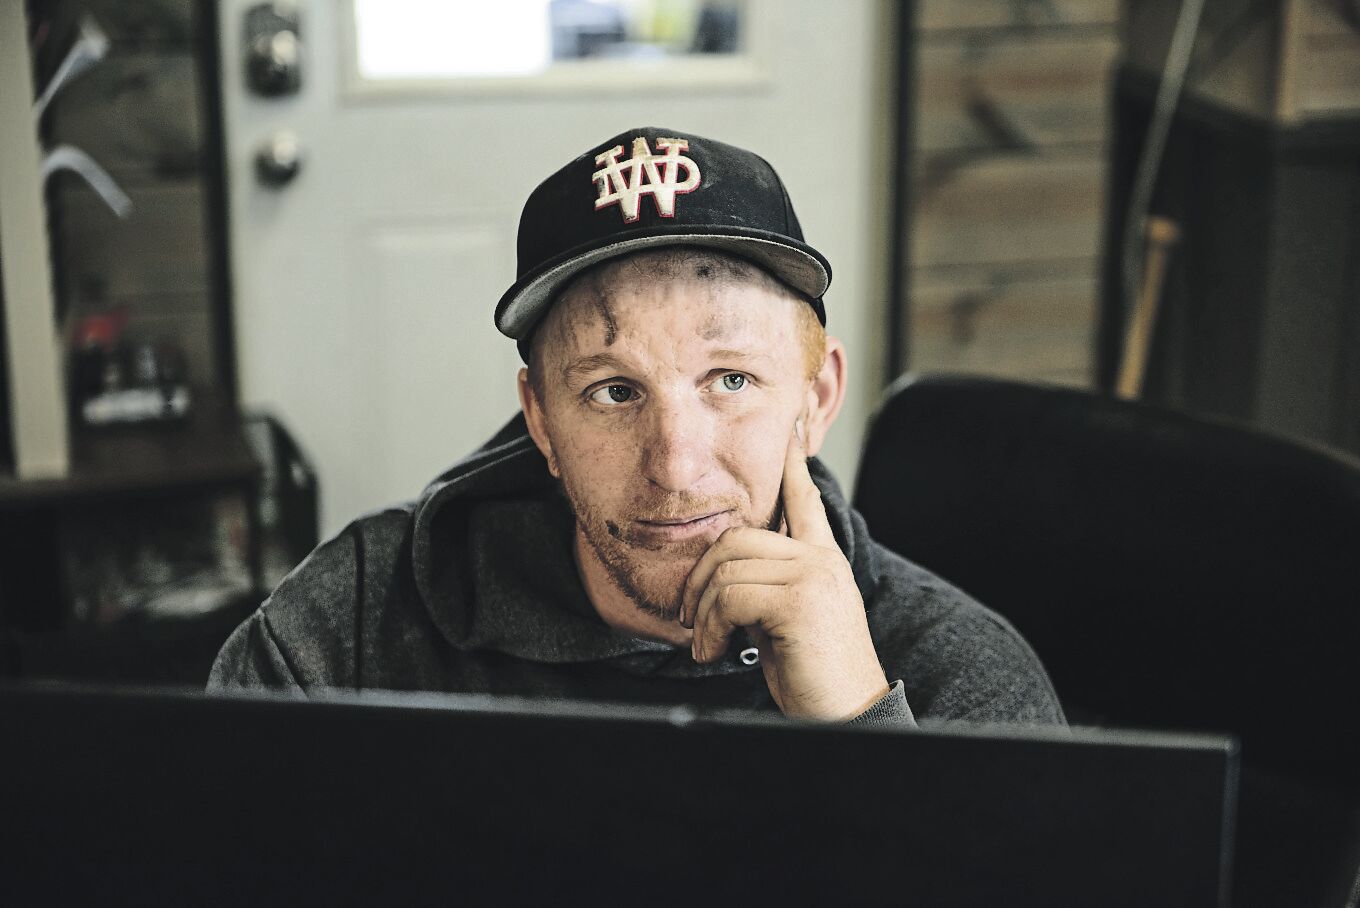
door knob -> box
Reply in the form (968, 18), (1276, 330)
(255, 132), (301, 187)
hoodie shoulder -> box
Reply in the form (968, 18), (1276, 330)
(208, 506), (415, 691)
(209, 414), (550, 694)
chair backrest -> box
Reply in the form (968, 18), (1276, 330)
(853, 374), (1360, 789)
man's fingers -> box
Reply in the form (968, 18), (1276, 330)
(680, 527), (798, 627)
(690, 557), (799, 636)
(780, 418), (838, 548)
(692, 583), (786, 663)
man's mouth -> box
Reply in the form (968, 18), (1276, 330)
(633, 510), (731, 540)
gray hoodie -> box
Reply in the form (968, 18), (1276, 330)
(208, 415), (1065, 728)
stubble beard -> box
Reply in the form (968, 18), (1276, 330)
(561, 478), (780, 622)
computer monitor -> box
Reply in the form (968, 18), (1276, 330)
(0, 684), (1238, 905)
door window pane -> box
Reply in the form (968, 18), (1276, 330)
(353, 0), (745, 82)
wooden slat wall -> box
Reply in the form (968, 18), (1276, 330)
(918, 0), (1118, 32)
(902, 1), (1118, 387)
(912, 155), (1105, 268)
(1299, 0), (1360, 115)
(912, 273), (1096, 386)
(1124, 0), (1360, 123)
(916, 35), (1115, 152)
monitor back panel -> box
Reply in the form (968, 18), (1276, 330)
(0, 686), (1238, 906)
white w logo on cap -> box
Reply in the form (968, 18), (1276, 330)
(592, 137), (702, 223)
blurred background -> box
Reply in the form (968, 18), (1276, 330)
(1, 0), (1358, 682)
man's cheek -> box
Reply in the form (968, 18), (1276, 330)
(720, 405), (783, 451)
(560, 437), (631, 491)
(715, 453), (782, 522)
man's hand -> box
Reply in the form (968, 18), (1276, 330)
(680, 420), (890, 721)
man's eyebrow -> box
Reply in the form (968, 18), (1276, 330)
(707, 348), (774, 364)
(561, 352), (631, 384)
(560, 348), (773, 384)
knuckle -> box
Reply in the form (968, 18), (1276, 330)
(815, 549), (847, 574)
(801, 557), (848, 595)
(715, 585), (742, 611)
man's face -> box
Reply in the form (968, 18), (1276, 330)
(525, 264), (819, 621)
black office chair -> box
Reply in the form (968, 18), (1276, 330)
(853, 373), (1360, 906)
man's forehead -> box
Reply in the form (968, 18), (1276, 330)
(558, 287), (784, 349)
(699, 310), (751, 341)
(560, 328), (779, 372)
(551, 305), (789, 385)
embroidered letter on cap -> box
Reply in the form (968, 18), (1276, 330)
(593, 137), (702, 223)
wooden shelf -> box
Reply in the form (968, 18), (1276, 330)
(0, 395), (259, 511)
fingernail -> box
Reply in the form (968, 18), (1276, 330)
(690, 639), (698, 661)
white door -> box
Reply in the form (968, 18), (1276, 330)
(220, 0), (893, 537)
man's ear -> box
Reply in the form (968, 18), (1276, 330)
(518, 368), (560, 477)
(802, 336), (847, 458)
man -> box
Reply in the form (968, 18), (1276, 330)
(210, 127), (1064, 728)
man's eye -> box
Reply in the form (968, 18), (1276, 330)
(589, 384), (636, 405)
(711, 373), (747, 393)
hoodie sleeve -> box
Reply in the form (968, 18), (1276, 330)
(849, 679), (918, 728)
(866, 546), (1067, 726)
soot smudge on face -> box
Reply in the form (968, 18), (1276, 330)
(557, 270), (618, 348)
(594, 295), (618, 346)
(699, 314), (728, 341)
(606, 519), (622, 539)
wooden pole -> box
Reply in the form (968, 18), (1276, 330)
(1116, 215), (1182, 400)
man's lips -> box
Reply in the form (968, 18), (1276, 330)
(633, 510), (731, 539)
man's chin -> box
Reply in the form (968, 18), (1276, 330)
(633, 555), (702, 597)
(631, 535), (718, 560)
(607, 551), (703, 622)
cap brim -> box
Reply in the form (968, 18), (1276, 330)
(495, 227), (831, 340)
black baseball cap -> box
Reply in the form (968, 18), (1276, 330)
(495, 127), (831, 360)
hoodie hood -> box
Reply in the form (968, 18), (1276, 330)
(409, 413), (881, 677)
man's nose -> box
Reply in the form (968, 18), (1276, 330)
(641, 397), (714, 492)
